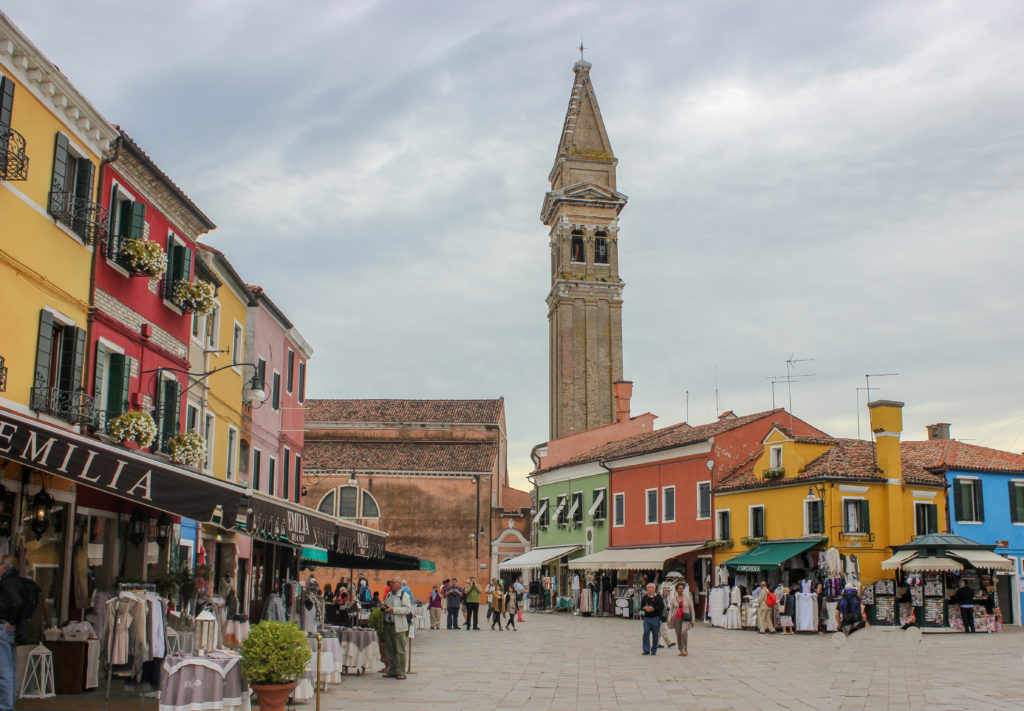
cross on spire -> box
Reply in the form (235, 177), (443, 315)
(578, 40), (586, 60)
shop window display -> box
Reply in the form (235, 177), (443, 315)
(22, 491), (71, 634)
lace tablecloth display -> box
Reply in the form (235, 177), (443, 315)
(159, 651), (250, 711)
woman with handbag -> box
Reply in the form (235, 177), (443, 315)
(669, 581), (695, 656)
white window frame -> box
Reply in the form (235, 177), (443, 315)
(914, 501), (939, 536)
(696, 480), (711, 520)
(225, 425), (238, 482)
(955, 476), (982, 524)
(716, 509), (731, 540)
(231, 321), (243, 373)
(360, 489), (381, 519)
(589, 487), (607, 521)
(317, 489), (337, 517)
(748, 504), (765, 539)
(535, 497), (550, 527)
(569, 490), (583, 525)
(1011, 479), (1024, 527)
(662, 485), (676, 523)
(105, 181), (137, 278)
(338, 485), (360, 518)
(645, 488), (658, 525)
(203, 412), (216, 474)
(841, 496), (868, 533)
(769, 445), (783, 469)
(612, 492), (625, 528)
(804, 495), (824, 536)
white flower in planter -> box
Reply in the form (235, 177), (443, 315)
(169, 431), (207, 466)
(107, 410), (158, 448)
(120, 238), (168, 278)
(172, 279), (216, 315)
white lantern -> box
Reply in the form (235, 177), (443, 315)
(195, 609), (217, 655)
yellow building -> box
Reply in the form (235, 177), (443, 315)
(188, 245), (253, 484)
(1, 14), (118, 418)
(712, 401), (948, 586)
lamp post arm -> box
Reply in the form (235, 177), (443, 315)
(140, 362), (260, 397)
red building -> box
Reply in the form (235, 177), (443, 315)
(81, 130), (216, 595)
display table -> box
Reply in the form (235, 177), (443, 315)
(159, 651), (250, 711)
(42, 639), (100, 694)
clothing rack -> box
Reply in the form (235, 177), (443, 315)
(105, 583), (157, 711)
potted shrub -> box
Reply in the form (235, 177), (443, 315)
(106, 410), (157, 448)
(240, 620), (310, 711)
(168, 431), (207, 466)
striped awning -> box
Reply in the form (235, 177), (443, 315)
(902, 556), (963, 572)
(881, 549), (919, 570)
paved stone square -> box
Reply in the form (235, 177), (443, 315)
(318, 613), (1024, 710)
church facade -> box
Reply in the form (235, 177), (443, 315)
(543, 58), (629, 440)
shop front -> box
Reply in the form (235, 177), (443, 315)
(878, 533), (1014, 631)
(568, 544), (706, 617)
(498, 544), (582, 610)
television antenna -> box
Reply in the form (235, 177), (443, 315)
(856, 372), (898, 439)
(783, 355), (815, 427)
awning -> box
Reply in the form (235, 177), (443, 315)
(902, 556), (964, 572)
(723, 537), (827, 571)
(531, 501), (549, 524)
(0, 406), (244, 524)
(300, 546), (329, 564)
(315, 549), (428, 571)
(881, 549), (919, 570)
(498, 545), (582, 571)
(567, 497), (580, 519)
(587, 490), (605, 517)
(949, 549), (1015, 572)
(568, 544), (704, 571)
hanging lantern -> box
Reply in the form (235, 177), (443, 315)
(194, 609), (217, 655)
(128, 507), (146, 546)
(155, 513), (172, 548)
(30, 487), (54, 540)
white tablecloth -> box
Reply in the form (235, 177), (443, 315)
(159, 652), (250, 711)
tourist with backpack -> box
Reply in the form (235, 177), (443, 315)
(0, 554), (27, 711)
(757, 581), (776, 634)
(836, 586), (868, 636)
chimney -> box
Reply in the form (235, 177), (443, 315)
(926, 423), (951, 440)
(718, 410), (736, 421)
(868, 400), (904, 479)
(613, 381), (633, 424)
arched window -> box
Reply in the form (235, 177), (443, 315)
(570, 231), (584, 263)
(338, 486), (359, 518)
(361, 490), (380, 519)
(594, 231), (608, 264)
(317, 489), (335, 516)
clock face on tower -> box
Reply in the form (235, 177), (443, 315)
(542, 60), (628, 440)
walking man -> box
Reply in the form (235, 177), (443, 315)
(0, 556), (23, 711)
(757, 582), (776, 634)
(445, 579), (464, 630)
(381, 579), (412, 679)
(950, 580), (976, 633)
(464, 577), (483, 630)
(639, 582), (664, 655)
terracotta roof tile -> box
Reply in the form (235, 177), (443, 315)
(305, 399), (504, 424)
(533, 409), (793, 475)
(303, 440), (498, 474)
(902, 440), (1024, 474)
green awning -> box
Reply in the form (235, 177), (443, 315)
(723, 537), (826, 571)
(301, 546), (329, 563)
(419, 559), (436, 573)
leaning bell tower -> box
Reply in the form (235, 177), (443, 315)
(542, 58), (628, 440)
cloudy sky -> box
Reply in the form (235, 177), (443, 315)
(7, 1), (1024, 486)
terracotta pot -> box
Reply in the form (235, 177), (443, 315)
(251, 681), (297, 711)
(378, 640), (388, 667)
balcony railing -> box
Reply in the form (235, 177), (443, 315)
(837, 531), (875, 545)
(0, 126), (29, 181)
(0, 356), (7, 392)
(48, 190), (109, 244)
(31, 385), (95, 426)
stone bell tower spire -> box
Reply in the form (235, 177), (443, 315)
(541, 58), (628, 440)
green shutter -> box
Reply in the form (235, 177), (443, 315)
(0, 75), (13, 129)
(108, 186), (122, 253)
(298, 362), (306, 402)
(50, 133), (70, 207)
(1010, 483), (1022, 524)
(93, 342), (107, 407)
(975, 482), (984, 522)
(107, 354), (130, 417)
(272, 372), (280, 410)
(128, 201), (146, 240)
(181, 246), (193, 282)
(859, 500), (870, 533)
(953, 480), (964, 521)
(928, 504), (938, 533)
(34, 310), (55, 389)
(57, 326), (85, 394)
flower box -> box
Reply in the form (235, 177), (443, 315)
(763, 468), (785, 480)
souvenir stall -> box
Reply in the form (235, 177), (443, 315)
(879, 534), (1014, 631)
(497, 545), (584, 611)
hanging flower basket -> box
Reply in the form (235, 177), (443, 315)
(168, 431), (207, 466)
(704, 539), (733, 549)
(107, 410), (158, 448)
(119, 238), (168, 278)
(172, 279), (215, 315)
(740, 536), (767, 546)
(763, 468), (785, 480)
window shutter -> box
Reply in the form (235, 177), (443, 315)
(161, 379), (180, 448)
(953, 480), (964, 521)
(859, 500), (870, 533)
(75, 158), (94, 202)
(107, 354), (130, 417)
(272, 372), (281, 410)
(93, 342), (107, 407)
(252, 451), (261, 490)
(298, 362), (306, 402)
(294, 455), (302, 503)
(58, 326), (86, 394)
(34, 310), (55, 388)
(0, 75), (13, 129)
(127, 201), (146, 240)
(974, 482), (984, 522)
(108, 186), (121, 254)
(181, 246), (193, 282)
(49, 133), (70, 218)
(1010, 483), (1022, 524)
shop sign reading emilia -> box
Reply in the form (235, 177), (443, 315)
(0, 409), (240, 523)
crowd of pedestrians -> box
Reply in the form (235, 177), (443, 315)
(435, 576), (527, 631)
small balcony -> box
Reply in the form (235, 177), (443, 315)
(0, 356), (7, 392)
(31, 385), (95, 426)
(48, 190), (109, 244)
(0, 126), (29, 181)
(837, 531), (875, 546)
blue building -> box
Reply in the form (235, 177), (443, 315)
(904, 424), (1024, 625)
